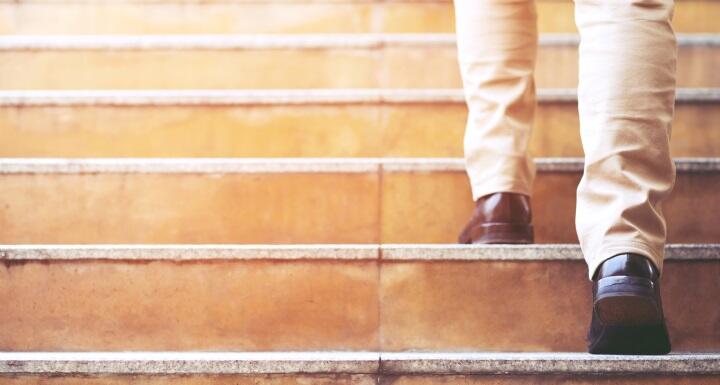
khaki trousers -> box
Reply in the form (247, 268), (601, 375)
(453, 0), (677, 278)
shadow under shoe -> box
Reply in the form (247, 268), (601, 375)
(458, 192), (534, 244)
(588, 253), (671, 355)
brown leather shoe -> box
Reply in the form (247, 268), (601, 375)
(458, 192), (534, 244)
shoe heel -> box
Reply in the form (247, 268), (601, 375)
(594, 276), (663, 326)
(470, 223), (534, 244)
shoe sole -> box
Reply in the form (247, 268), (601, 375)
(588, 322), (672, 355)
(469, 223), (534, 244)
(595, 294), (663, 326)
(588, 275), (671, 355)
(594, 276), (663, 326)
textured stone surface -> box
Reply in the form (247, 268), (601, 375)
(1, 352), (719, 375)
(379, 244), (720, 261)
(1, 157), (719, 174)
(1, 375), (719, 385)
(0, 374), (375, 385)
(0, 89), (717, 106)
(0, 158), (382, 174)
(379, 352), (720, 374)
(0, 352), (379, 374)
(2, 244), (717, 262)
(383, 375), (720, 385)
(0, 245), (379, 261)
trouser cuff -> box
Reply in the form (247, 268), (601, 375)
(469, 177), (533, 201)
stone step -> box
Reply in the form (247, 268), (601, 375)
(1, 34), (718, 89)
(0, 0), (718, 34)
(0, 245), (718, 351)
(0, 158), (718, 244)
(1, 352), (720, 385)
(1, 89), (718, 158)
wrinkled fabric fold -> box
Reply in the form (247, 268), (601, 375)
(453, 0), (538, 200)
(574, 0), (677, 278)
(453, 0), (677, 278)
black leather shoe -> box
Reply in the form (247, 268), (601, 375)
(587, 253), (671, 355)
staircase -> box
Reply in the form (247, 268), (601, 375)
(1, 0), (719, 383)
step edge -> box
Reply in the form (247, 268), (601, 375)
(1, 244), (718, 261)
(0, 89), (716, 105)
(0, 157), (718, 174)
(379, 352), (720, 375)
(0, 352), (379, 375)
(381, 243), (720, 261)
(0, 33), (717, 50)
(0, 352), (718, 375)
(0, 244), (380, 261)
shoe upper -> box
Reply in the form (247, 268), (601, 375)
(458, 192), (532, 243)
(471, 192), (532, 224)
(593, 253), (659, 281)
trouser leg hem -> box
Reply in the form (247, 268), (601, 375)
(470, 179), (533, 201)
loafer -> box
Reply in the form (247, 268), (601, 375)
(588, 253), (671, 355)
(458, 192), (533, 244)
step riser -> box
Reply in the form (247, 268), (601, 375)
(0, 260), (379, 351)
(0, 170), (717, 244)
(0, 46), (717, 89)
(381, 260), (720, 352)
(0, 172), (380, 244)
(1, 1), (718, 34)
(0, 258), (716, 351)
(383, 171), (717, 244)
(1, 103), (718, 157)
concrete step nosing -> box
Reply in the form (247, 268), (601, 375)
(0, 89), (717, 106)
(380, 243), (720, 261)
(0, 244), (380, 261)
(0, 157), (383, 174)
(1, 244), (718, 261)
(0, 352), (379, 375)
(379, 352), (720, 375)
(0, 34), (718, 50)
(0, 352), (718, 375)
(0, 157), (718, 174)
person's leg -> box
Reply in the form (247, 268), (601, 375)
(575, 0), (677, 282)
(453, 0), (538, 244)
(574, 0), (677, 354)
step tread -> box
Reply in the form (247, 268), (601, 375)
(1, 244), (718, 261)
(1, 352), (719, 375)
(0, 157), (719, 173)
(1, 33), (718, 50)
(1, 88), (717, 105)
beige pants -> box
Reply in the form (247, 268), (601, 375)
(454, 0), (677, 278)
